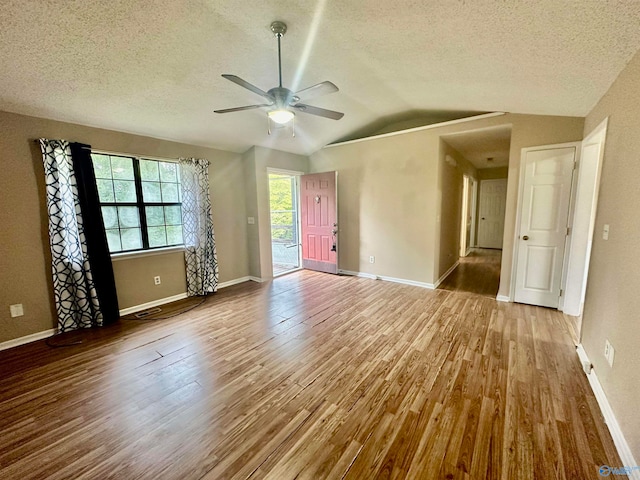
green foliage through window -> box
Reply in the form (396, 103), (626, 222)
(92, 154), (183, 253)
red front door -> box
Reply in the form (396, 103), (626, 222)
(300, 172), (337, 274)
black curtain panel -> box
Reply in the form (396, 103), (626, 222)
(70, 142), (120, 324)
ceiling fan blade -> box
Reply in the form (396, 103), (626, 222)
(294, 81), (339, 101)
(292, 103), (344, 120)
(221, 74), (274, 100)
(214, 104), (272, 114)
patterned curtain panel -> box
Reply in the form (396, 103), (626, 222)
(179, 158), (219, 296)
(39, 139), (103, 331)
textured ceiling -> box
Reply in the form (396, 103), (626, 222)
(442, 126), (512, 169)
(1, 1), (640, 156)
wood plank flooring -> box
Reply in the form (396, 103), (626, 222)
(0, 271), (622, 479)
(438, 249), (502, 297)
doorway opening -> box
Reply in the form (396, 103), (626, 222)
(268, 172), (301, 276)
(438, 125), (512, 297)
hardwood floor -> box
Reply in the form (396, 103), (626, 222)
(438, 248), (502, 297)
(0, 271), (621, 479)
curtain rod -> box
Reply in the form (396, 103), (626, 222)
(35, 140), (180, 164)
(88, 148), (179, 164)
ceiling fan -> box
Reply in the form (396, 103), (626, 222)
(214, 21), (344, 132)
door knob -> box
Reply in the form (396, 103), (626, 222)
(522, 235), (529, 240)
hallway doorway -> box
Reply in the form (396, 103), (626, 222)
(438, 249), (502, 297)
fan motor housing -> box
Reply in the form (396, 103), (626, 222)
(267, 87), (299, 108)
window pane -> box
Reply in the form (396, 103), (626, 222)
(106, 229), (122, 252)
(92, 154), (112, 179)
(117, 206), (140, 228)
(159, 162), (177, 183)
(142, 181), (161, 202)
(164, 205), (182, 225)
(145, 206), (164, 226)
(120, 228), (142, 250)
(113, 180), (136, 202)
(140, 159), (159, 182)
(148, 226), (167, 248)
(110, 156), (134, 180)
(97, 179), (115, 202)
(166, 226), (183, 245)
(101, 206), (118, 229)
(161, 182), (179, 202)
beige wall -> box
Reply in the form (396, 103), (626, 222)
(243, 146), (308, 279)
(477, 166), (509, 180)
(581, 49), (640, 459)
(0, 111), (249, 343)
(311, 132), (440, 283)
(310, 113), (584, 288)
(437, 141), (477, 279)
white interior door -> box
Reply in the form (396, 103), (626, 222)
(477, 179), (507, 248)
(514, 146), (576, 308)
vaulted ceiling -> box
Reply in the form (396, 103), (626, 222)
(1, 1), (639, 155)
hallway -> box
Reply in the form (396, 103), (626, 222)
(438, 248), (502, 297)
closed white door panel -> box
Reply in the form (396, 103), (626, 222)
(477, 179), (507, 248)
(514, 147), (576, 308)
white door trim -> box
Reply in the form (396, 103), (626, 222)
(561, 118), (608, 320)
(509, 141), (582, 303)
(470, 177), (478, 248)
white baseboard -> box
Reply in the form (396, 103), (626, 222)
(496, 295), (511, 302)
(576, 344), (640, 480)
(339, 269), (376, 280)
(338, 269), (434, 289)
(119, 293), (188, 316)
(218, 276), (252, 289)
(118, 276), (263, 316)
(249, 276), (266, 283)
(0, 328), (57, 352)
(433, 261), (460, 289)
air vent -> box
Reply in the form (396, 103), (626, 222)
(134, 307), (162, 318)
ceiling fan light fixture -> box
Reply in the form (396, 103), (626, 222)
(268, 109), (294, 124)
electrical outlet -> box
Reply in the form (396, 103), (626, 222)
(9, 304), (24, 318)
(604, 339), (615, 367)
(603, 224), (610, 240)
(369, 256), (375, 264)
(154, 276), (161, 285)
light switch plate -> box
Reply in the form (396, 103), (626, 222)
(10, 304), (24, 318)
(247, 217), (255, 225)
(603, 224), (610, 240)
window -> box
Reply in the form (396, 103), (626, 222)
(91, 154), (183, 253)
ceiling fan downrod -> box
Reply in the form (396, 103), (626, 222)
(270, 21), (287, 89)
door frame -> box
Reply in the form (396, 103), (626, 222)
(470, 177), (478, 248)
(460, 175), (470, 257)
(561, 118), (608, 322)
(267, 168), (304, 277)
(508, 141), (581, 303)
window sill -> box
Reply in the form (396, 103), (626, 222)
(111, 246), (185, 262)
